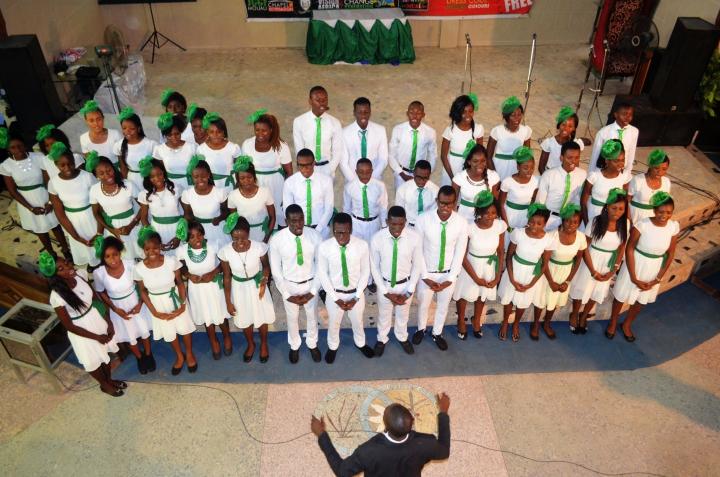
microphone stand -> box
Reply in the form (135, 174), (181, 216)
(581, 40), (610, 137)
(461, 33), (472, 94)
(522, 33), (537, 122)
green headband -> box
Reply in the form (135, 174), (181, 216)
(157, 112), (174, 132)
(138, 156), (153, 178)
(118, 107), (135, 123)
(137, 225), (156, 248)
(202, 112), (221, 130)
(247, 108), (268, 124)
(232, 155), (253, 173)
(606, 187), (627, 205)
(527, 202), (548, 219)
(36, 124), (55, 143)
(501, 96), (522, 115)
(85, 151), (100, 173)
(186, 154), (204, 176)
(474, 189), (494, 209)
(555, 106), (575, 125)
(80, 100), (100, 116)
(175, 218), (188, 241)
(650, 191), (673, 208)
(38, 250), (56, 277)
(223, 212), (239, 234)
(462, 139), (476, 160)
(600, 140), (622, 161)
(0, 127), (9, 149)
(93, 235), (105, 259)
(647, 149), (668, 167)
(513, 146), (534, 163)
(559, 203), (581, 220)
(187, 103), (199, 121)
(467, 92), (479, 111)
(48, 142), (68, 161)
(160, 88), (175, 107)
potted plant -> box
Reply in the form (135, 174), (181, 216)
(696, 48), (720, 151)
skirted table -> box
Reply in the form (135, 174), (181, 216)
(306, 8), (415, 65)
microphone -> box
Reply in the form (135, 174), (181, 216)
(465, 33), (471, 46)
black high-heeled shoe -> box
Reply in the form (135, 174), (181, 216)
(188, 361), (198, 373)
(144, 353), (157, 372)
(136, 356), (148, 375)
(259, 353), (269, 363)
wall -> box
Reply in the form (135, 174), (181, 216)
(652, 0), (719, 47)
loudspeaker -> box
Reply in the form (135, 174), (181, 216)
(649, 17), (720, 112)
(0, 35), (66, 145)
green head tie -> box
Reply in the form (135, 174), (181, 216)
(513, 146), (534, 163)
(0, 128), (7, 149)
(559, 203), (581, 220)
(36, 124), (55, 143)
(160, 89), (175, 107)
(186, 154), (204, 176)
(246, 108), (268, 124)
(157, 112), (174, 132)
(176, 218), (188, 241)
(555, 106), (575, 125)
(462, 139), (476, 160)
(48, 142), (68, 161)
(187, 103), (199, 121)
(232, 155), (254, 173)
(606, 187), (627, 205)
(38, 250), (57, 277)
(650, 191), (673, 208)
(138, 156), (153, 178)
(501, 96), (522, 115)
(527, 202), (548, 219)
(647, 149), (668, 167)
(601, 140), (622, 161)
(137, 225), (156, 248)
(93, 235), (105, 259)
(117, 107), (135, 123)
(84, 151), (100, 173)
(474, 189), (494, 209)
(467, 92), (479, 111)
(223, 212), (239, 234)
(202, 112), (221, 130)
(79, 100), (100, 117)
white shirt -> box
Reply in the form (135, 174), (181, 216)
(240, 137), (293, 172)
(589, 121), (638, 177)
(536, 166), (587, 213)
(317, 236), (370, 301)
(395, 178), (440, 225)
(341, 120), (388, 181)
(282, 171), (334, 234)
(112, 137), (158, 172)
(388, 122), (438, 173)
(540, 136), (585, 170)
(80, 129), (123, 164)
(42, 152), (85, 178)
(343, 178), (388, 225)
(442, 123), (484, 156)
(415, 211), (469, 280)
(89, 182), (136, 216)
(370, 226), (425, 296)
(268, 226), (322, 299)
(292, 110), (346, 175)
(153, 142), (197, 181)
(48, 170), (97, 209)
(196, 141), (242, 182)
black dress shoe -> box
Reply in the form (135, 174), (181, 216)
(188, 362), (198, 373)
(604, 328), (616, 340)
(473, 328), (483, 339)
(309, 347), (322, 362)
(399, 340), (414, 355)
(412, 329), (425, 345)
(144, 353), (157, 372)
(319, 290), (327, 303)
(259, 353), (269, 363)
(223, 346), (233, 357)
(373, 341), (385, 357)
(243, 348), (254, 363)
(212, 350), (221, 361)
(325, 349), (337, 364)
(136, 356), (148, 375)
(367, 283), (377, 294)
(171, 364), (183, 376)
(289, 349), (299, 364)
(579, 326), (588, 335)
(357, 345), (374, 358)
(620, 325), (636, 343)
(431, 334), (448, 351)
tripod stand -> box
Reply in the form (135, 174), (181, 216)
(140, 1), (186, 64)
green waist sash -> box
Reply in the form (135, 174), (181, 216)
(127, 166), (139, 173)
(449, 151), (465, 158)
(513, 254), (543, 277)
(232, 271), (263, 288)
(148, 287), (182, 310)
(108, 286), (139, 301)
(255, 167), (285, 177)
(550, 257), (575, 266)
(212, 173), (235, 189)
(494, 153), (514, 160)
(152, 215), (182, 225)
(102, 208), (134, 227)
(64, 204), (91, 213)
(590, 197), (607, 207)
(630, 200), (654, 210)
(591, 244), (618, 269)
(249, 216), (270, 234)
(70, 300), (106, 321)
(167, 171), (189, 181)
(636, 247), (668, 269)
(506, 200), (529, 211)
(16, 183), (44, 191)
(469, 252), (499, 273)
(195, 217), (215, 224)
(460, 198), (476, 208)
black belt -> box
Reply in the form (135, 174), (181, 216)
(289, 277), (313, 285)
(401, 167), (414, 174)
(551, 211), (560, 217)
(352, 214), (378, 222)
(334, 288), (357, 294)
(428, 269), (450, 274)
(383, 276), (409, 285)
(409, 222), (416, 227)
(316, 160), (329, 166)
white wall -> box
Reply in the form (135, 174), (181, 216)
(653, 0), (720, 47)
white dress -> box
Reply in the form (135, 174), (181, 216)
(569, 228), (623, 304)
(137, 186), (184, 253)
(586, 171), (629, 226)
(113, 137), (158, 191)
(0, 153), (58, 233)
(241, 137), (292, 226)
(153, 141), (196, 189)
(441, 123), (484, 186)
(227, 187), (274, 242)
(134, 256), (196, 342)
(49, 270), (119, 372)
(181, 123), (195, 145)
(540, 137), (585, 170)
(489, 124), (533, 181)
(176, 242), (229, 326)
(92, 260), (152, 344)
(89, 182), (142, 260)
(42, 152), (84, 178)
(80, 129), (123, 165)
(196, 141), (242, 193)
(613, 218), (679, 305)
(500, 176), (538, 230)
(218, 241), (276, 329)
(534, 231), (587, 311)
(628, 174), (671, 224)
(180, 186), (229, 249)
(453, 219), (507, 302)
(48, 171), (100, 266)
(497, 228), (556, 308)
(452, 169), (501, 222)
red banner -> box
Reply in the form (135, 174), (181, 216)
(400, 0), (533, 17)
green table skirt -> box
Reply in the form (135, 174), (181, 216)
(306, 18), (415, 65)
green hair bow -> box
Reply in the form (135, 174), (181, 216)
(157, 112), (174, 132)
(555, 106), (575, 125)
(160, 88), (175, 107)
(79, 100), (100, 116)
(36, 124), (55, 143)
(474, 189), (494, 209)
(138, 156), (154, 178)
(650, 191), (673, 208)
(202, 112), (221, 130)
(462, 139), (476, 160)
(247, 108), (268, 124)
(223, 212), (239, 234)
(513, 146), (534, 163)
(527, 202), (548, 219)
(0, 127), (9, 149)
(93, 235), (105, 259)
(85, 151), (100, 173)
(137, 225), (157, 248)
(232, 155), (253, 173)
(38, 250), (57, 277)
(175, 218), (188, 241)
(600, 140), (622, 161)
(48, 142), (68, 161)
(647, 149), (668, 167)
(117, 107), (135, 123)
(559, 203), (581, 220)
(467, 92), (479, 111)
(187, 103), (199, 121)
(501, 96), (522, 115)
(186, 154), (204, 176)
(606, 187), (627, 205)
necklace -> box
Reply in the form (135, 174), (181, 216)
(233, 243), (250, 276)
(188, 241), (208, 263)
(101, 183), (120, 197)
(15, 155), (34, 173)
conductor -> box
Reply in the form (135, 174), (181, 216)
(311, 392), (451, 476)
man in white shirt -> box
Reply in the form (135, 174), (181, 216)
(317, 213), (375, 363)
(283, 148), (334, 238)
(341, 97), (389, 182)
(394, 160), (439, 227)
(292, 85), (347, 177)
(343, 158), (388, 245)
(413, 186), (469, 351)
(269, 204), (323, 364)
(389, 101), (438, 190)
(536, 141), (587, 231)
(589, 102), (638, 180)
(370, 206), (425, 357)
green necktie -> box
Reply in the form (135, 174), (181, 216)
(296, 236), (304, 266)
(360, 129), (367, 158)
(617, 128), (624, 141)
(340, 245), (349, 287)
(409, 129), (418, 170)
(315, 116), (322, 163)
(390, 237), (399, 287)
(362, 184), (370, 219)
(560, 172), (571, 209)
(305, 178), (312, 225)
(417, 188), (424, 214)
(438, 222), (447, 270)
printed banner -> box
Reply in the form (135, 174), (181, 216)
(245, 0), (398, 19)
(399, 0), (533, 17)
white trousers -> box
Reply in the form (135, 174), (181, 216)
(351, 216), (382, 245)
(326, 291), (366, 350)
(394, 171), (413, 190)
(417, 271), (457, 336)
(376, 281), (413, 343)
(282, 280), (319, 350)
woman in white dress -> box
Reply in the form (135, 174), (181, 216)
(606, 192), (679, 342)
(78, 100), (123, 167)
(453, 190), (506, 340)
(43, 252), (123, 397)
(628, 148), (671, 224)
(36, 125), (84, 178)
(88, 154), (143, 260)
(137, 158), (183, 255)
(581, 139), (629, 227)
(92, 236), (155, 374)
(241, 110), (292, 227)
(134, 228), (198, 375)
(451, 144), (500, 222)
(538, 106), (584, 174)
(154, 113), (196, 188)
(499, 146), (538, 232)
(161, 89), (195, 145)
(176, 220), (233, 360)
(497, 204), (556, 342)
(48, 150), (101, 267)
(531, 204), (586, 339)
(440, 94), (484, 186)
(187, 103), (208, 146)
(486, 96), (533, 181)
(181, 157), (230, 249)
(196, 113), (241, 193)
(227, 156), (276, 243)
(0, 132), (69, 258)
(113, 107), (157, 191)
(219, 214), (274, 363)
(568, 188), (629, 334)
